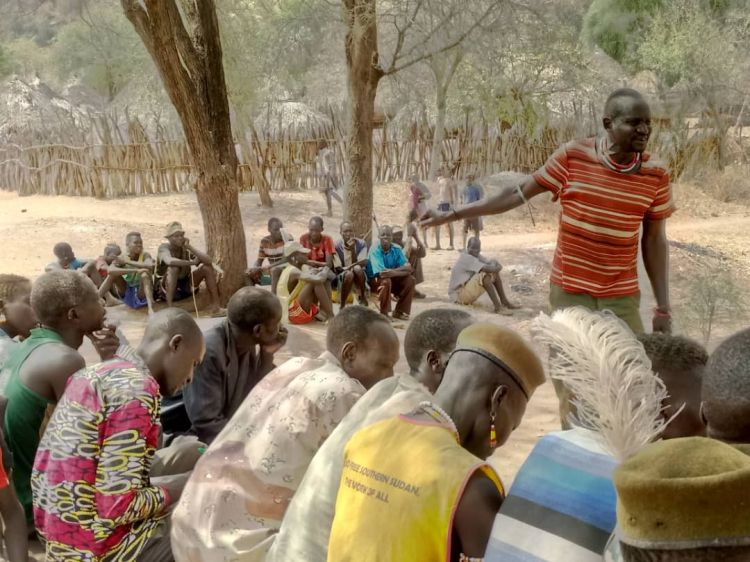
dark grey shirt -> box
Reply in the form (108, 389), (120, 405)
(183, 321), (273, 444)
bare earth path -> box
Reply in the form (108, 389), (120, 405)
(1, 187), (749, 485)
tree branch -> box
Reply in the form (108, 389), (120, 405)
(384, 0), (505, 76)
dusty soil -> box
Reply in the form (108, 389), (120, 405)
(1, 181), (749, 486)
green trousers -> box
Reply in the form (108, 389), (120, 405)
(548, 284), (645, 429)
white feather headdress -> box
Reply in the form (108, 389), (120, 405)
(531, 307), (678, 462)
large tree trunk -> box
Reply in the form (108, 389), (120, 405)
(343, 0), (383, 242)
(122, 0), (247, 303)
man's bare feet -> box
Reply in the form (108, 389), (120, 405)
(493, 307), (514, 316)
(503, 302), (521, 310)
(432, 246), (441, 251)
(206, 306), (227, 318)
(104, 294), (121, 307)
(392, 311), (410, 321)
(414, 290), (426, 299)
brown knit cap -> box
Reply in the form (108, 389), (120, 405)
(454, 323), (545, 398)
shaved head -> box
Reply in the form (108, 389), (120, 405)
(143, 308), (202, 343)
(604, 88), (648, 120)
(702, 328), (750, 442)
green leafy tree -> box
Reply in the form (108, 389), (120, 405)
(581, 0), (663, 69)
(54, 2), (151, 101)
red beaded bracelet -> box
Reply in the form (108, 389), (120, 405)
(653, 308), (672, 318)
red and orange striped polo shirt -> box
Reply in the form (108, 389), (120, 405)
(533, 137), (673, 298)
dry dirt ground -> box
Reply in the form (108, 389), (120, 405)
(1, 180), (749, 488)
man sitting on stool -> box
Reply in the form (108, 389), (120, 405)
(366, 225), (416, 321)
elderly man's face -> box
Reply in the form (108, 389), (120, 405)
(379, 227), (393, 251)
(167, 231), (186, 248)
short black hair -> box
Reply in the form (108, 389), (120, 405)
(268, 217), (282, 230)
(31, 270), (99, 325)
(638, 333), (708, 374)
(404, 309), (473, 372)
(104, 242), (121, 256)
(227, 287), (281, 332)
(703, 328), (750, 397)
(0, 274), (32, 304)
(604, 88), (647, 120)
(126, 231), (141, 242)
(53, 242), (73, 257)
(326, 305), (390, 357)
(309, 216), (324, 229)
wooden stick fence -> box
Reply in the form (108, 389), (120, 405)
(0, 119), (739, 198)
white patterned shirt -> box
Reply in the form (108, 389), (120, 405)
(171, 352), (365, 562)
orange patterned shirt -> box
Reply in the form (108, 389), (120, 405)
(533, 138), (673, 298)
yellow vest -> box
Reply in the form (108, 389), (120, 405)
(327, 415), (504, 562)
(277, 264), (306, 302)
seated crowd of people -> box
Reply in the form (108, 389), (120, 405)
(36, 177), (517, 330)
(0, 256), (748, 561)
(247, 209), (518, 325)
(43, 223), (224, 316)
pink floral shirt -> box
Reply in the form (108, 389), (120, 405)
(31, 346), (168, 562)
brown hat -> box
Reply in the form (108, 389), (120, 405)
(453, 323), (545, 398)
(165, 221), (184, 237)
(615, 436), (750, 550)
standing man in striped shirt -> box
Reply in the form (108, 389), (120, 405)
(424, 88), (673, 335)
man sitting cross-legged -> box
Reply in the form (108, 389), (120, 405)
(171, 305), (400, 562)
(156, 221), (223, 315)
(98, 231), (156, 314)
(366, 225), (416, 320)
(3, 270), (117, 527)
(247, 217), (295, 294)
(182, 287), (288, 445)
(449, 236), (519, 315)
(32, 308), (206, 562)
(333, 221), (369, 309)
(277, 241), (335, 324)
(45, 242), (103, 287)
(267, 308), (474, 562)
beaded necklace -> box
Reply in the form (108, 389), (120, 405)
(597, 136), (642, 175)
(418, 400), (459, 441)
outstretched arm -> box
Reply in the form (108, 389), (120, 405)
(642, 218), (671, 332)
(423, 177), (547, 227)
